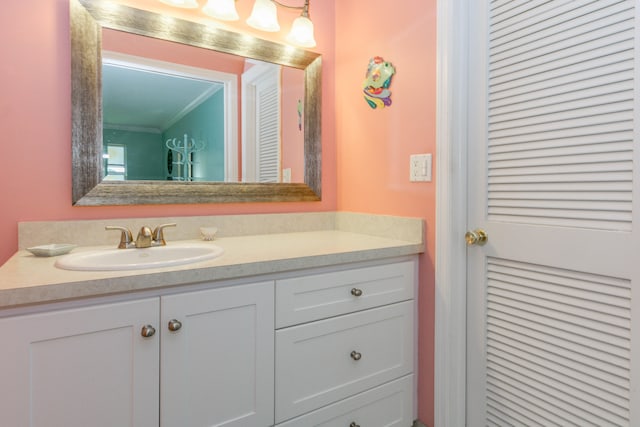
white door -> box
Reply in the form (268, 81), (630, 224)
(0, 298), (160, 427)
(466, 1), (639, 426)
(160, 282), (275, 427)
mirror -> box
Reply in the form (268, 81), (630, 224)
(71, 0), (321, 205)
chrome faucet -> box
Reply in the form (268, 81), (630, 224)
(106, 223), (177, 249)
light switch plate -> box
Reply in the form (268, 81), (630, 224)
(410, 153), (432, 182)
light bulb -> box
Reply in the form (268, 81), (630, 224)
(202, 0), (239, 21)
(159, 0), (199, 8)
(286, 15), (316, 48)
(247, 0), (280, 32)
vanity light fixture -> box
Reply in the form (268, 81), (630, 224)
(167, 0), (317, 48)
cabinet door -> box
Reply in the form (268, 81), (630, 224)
(161, 281), (275, 427)
(0, 298), (160, 427)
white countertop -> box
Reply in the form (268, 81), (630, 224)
(0, 230), (423, 309)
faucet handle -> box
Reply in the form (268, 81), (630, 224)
(105, 226), (133, 249)
(152, 223), (177, 246)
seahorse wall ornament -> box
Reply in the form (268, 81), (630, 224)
(363, 56), (396, 109)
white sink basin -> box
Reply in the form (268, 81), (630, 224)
(55, 243), (224, 271)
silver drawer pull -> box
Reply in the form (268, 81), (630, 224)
(350, 288), (363, 297)
(350, 423), (360, 427)
(350, 350), (362, 361)
(168, 319), (182, 332)
(141, 325), (156, 338)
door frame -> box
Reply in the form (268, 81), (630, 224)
(434, 0), (469, 425)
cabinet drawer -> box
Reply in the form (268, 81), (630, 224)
(276, 375), (414, 427)
(276, 259), (416, 328)
(275, 301), (414, 423)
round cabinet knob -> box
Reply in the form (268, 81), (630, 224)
(350, 423), (361, 427)
(350, 288), (363, 297)
(350, 350), (362, 361)
(465, 229), (488, 246)
(168, 319), (182, 332)
(141, 325), (156, 338)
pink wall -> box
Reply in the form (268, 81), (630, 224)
(334, 1), (437, 425)
(0, 0), (336, 265)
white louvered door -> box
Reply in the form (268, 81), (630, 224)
(256, 79), (281, 182)
(466, 1), (639, 426)
(242, 62), (281, 183)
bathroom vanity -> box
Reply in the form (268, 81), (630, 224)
(0, 213), (423, 427)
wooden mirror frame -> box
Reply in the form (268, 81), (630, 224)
(71, 0), (321, 206)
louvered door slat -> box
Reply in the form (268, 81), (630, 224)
(485, 257), (632, 425)
(490, 71), (633, 110)
(490, 87), (633, 125)
(488, 363), (627, 425)
(489, 139), (631, 157)
(489, 110), (632, 140)
(488, 122), (632, 148)
(490, 0), (582, 38)
(489, 100), (633, 132)
(489, 272), (630, 313)
(490, 161), (632, 178)
(491, 25), (633, 82)
(488, 295), (629, 339)
(486, 382), (568, 426)
(489, 306), (631, 359)
(489, 261), (632, 295)
(490, 149), (631, 166)
(490, 190), (631, 202)
(491, 1), (631, 58)
(487, 334), (629, 402)
(492, 12), (632, 77)
(488, 317), (630, 387)
(488, 351), (629, 418)
(487, 371), (600, 426)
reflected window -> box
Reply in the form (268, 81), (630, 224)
(103, 144), (126, 181)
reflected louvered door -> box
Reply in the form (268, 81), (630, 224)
(466, 1), (639, 426)
(256, 77), (281, 182)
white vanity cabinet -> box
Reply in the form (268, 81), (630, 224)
(0, 281), (274, 427)
(0, 255), (418, 427)
(274, 259), (417, 426)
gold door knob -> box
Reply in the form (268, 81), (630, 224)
(351, 288), (363, 297)
(350, 350), (362, 361)
(465, 229), (487, 246)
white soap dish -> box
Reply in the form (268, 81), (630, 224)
(27, 244), (77, 257)
(199, 227), (218, 241)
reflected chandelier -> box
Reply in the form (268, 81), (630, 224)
(158, 0), (317, 48)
